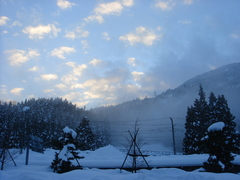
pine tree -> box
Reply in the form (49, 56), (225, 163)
(76, 117), (101, 151)
(208, 92), (218, 124)
(183, 86), (240, 155)
(183, 85), (208, 154)
(51, 126), (84, 173)
(182, 106), (196, 154)
(215, 95), (239, 154)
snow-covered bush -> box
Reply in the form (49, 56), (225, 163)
(51, 126), (84, 173)
(203, 122), (235, 173)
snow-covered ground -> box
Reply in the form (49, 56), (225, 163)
(1, 145), (240, 180)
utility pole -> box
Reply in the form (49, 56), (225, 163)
(170, 117), (176, 155)
(23, 106), (30, 165)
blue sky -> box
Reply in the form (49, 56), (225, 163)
(0, 0), (240, 109)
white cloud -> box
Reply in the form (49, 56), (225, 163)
(41, 74), (58, 80)
(60, 62), (87, 88)
(80, 40), (89, 53)
(178, 20), (191, 24)
(55, 83), (67, 90)
(84, 91), (103, 99)
(12, 20), (22, 26)
(57, 0), (75, 9)
(79, 79), (98, 88)
(5, 49), (40, 66)
(13, 33), (19, 36)
(65, 27), (89, 39)
(84, 0), (133, 23)
(10, 88), (24, 95)
(75, 26), (89, 37)
(155, 0), (191, 10)
(132, 71), (144, 81)
(74, 101), (89, 107)
(183, 0), (193, 5)
(43, 89), (54, 93)
(28, 66), (38, 72)
(70, 83), (83, 89)
(81, 40), (88, 49)
(61, 74), (78, 84)
(95, 2), (123, 15)
(121, 0), (134, 7)
(64, 31), (76, 39)
(127, 57), (136, 66)
(79, 79), (117, 98)
(78, 79), (112, 92)
(84, 15), (104, 24)
(119, 26), (161, 46)
(0, 16), (9, 26)
(62, 92), (82, 101)
(28, 49), (40, 58)
(102, 32), (110, 40)
(155, 0), (175, 11)
(66, 62), (87, 76)
(231, 33), (240, 39)
(0, 85), (7, 95)
(157, 26), (162, 31)
(22, 24), (61, 39)
(50, 47), (76, 59)
(89, 58), (102, 66)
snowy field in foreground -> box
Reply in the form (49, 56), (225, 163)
(0, 145), (240, 180)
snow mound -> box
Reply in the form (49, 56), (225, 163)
(91, 145), (124, 157)
(207, 122), (225, 132)
(84, 145), (125, 159)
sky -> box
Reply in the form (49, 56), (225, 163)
(0, 0), (240, 109)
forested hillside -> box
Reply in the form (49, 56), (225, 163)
(0, 98), (109, 150)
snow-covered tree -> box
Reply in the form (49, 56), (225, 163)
(183, 86), (239, 155)
(203, 122), (236, 173)
(51, 126), (84, 173)
(0, 102), (22, 150)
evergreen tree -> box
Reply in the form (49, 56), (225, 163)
(183, 85), (208, 154)
(183, 86), (239, 155)
(208, 92), (218, 124)
(215, 95), (239, 154)
(203, 122), (235, 173)
(76, 117), (101, 151)
(182, 106), (196, 154)
(51, 126), (84, 173)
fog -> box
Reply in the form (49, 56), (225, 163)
(90, 63), (240, 152)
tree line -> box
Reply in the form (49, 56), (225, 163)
(183, 85), (240, 172)
(0, 97), (109, 152)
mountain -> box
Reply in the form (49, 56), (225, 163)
(90, 62), (240, 152)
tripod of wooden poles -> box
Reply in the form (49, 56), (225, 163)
(120, 129), (150, 173)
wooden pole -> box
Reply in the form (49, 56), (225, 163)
(170, 117), (176, 155)
(120, 131), (136, 171)
(25, 135), (30, 165)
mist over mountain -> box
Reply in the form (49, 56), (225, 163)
(90, 62), (240, 152)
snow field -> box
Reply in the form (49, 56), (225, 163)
(0, 145), (240, 180)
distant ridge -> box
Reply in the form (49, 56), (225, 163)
(178, 62), (240, 93)
(163, 62), (240, 119)
(91, 62), (240, 151)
